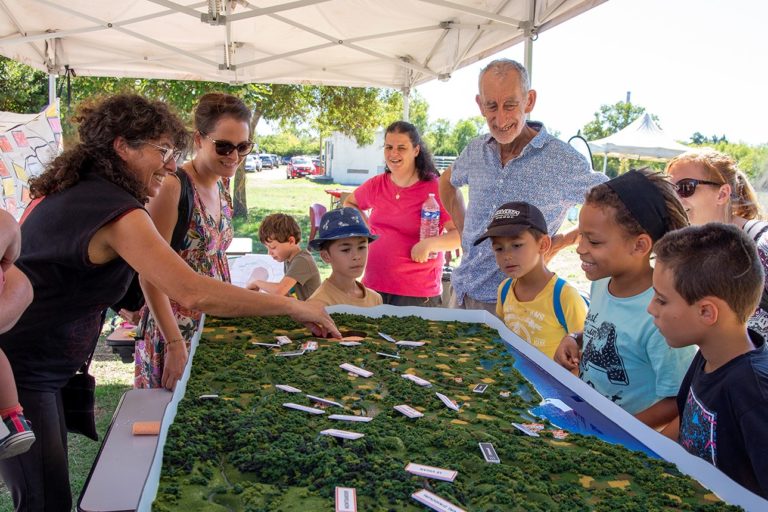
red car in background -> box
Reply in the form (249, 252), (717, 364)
(286, 156), (314, 179)
(312, 158), (325, 175)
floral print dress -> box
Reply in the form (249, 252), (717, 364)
(134, 177), (233, 388)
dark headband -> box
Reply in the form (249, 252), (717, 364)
(605, 170), (669, 242)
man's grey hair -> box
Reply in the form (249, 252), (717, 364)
(478, 59), (530, 96)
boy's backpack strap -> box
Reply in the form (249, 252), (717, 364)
(499, 278), (514, 305)
(553, 277), (568, 332)
(169, 169), (195, 252)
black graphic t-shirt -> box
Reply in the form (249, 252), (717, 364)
(677, 330), (768, 498)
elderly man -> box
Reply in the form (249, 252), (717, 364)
(439, 58), (606, 313)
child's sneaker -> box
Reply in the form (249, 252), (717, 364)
(0, 412), (35, 460)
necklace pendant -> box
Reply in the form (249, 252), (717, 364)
(395, 193), (400, 200)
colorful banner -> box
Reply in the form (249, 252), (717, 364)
(0, 103), (62, 219)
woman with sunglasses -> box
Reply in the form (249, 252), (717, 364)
(666, 148), (768, 338)
(135, 92), (255, 390)
(0, 94), (339, 512)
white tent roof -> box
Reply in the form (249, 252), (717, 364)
(588, 112), (690, 161)
(0, 0), (606, 89)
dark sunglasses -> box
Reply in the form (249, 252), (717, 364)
(674, 178), (723, 199)
(203, 134), (254, 156)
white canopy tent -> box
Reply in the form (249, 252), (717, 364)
(0, 0), (607, 116)
(588, 112), (690, 171)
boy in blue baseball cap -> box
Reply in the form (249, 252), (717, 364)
(308, 207), (383, 307)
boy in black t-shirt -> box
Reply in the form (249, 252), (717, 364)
(648, 223), (768, 499)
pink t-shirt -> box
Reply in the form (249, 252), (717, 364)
(354, 173), (451, 297)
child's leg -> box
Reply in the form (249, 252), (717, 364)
(0, 349), (35, 460)
(0, 349), (18, 408)
(0, 266), (33, 334)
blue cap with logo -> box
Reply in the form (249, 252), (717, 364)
(308, 207), (378, 251)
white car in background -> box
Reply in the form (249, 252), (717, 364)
(245, 154), (262, 172)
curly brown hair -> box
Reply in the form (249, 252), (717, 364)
(29, 94), (190, 202)
(585, 167), (689, 241)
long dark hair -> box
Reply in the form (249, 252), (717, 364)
(194, 92), (252, 136)
(29, 94), (189, 202)
(384, 121), (439, 181)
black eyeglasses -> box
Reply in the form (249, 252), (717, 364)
(140, 141), (182, 164)
(674, 178), (723, 199)
(203, 134), (254, 156)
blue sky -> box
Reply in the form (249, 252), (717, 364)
(416, 0), (767, 145)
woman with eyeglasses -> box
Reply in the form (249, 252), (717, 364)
(666, 148), (768, 338)
(134, 92), (254, 390)
(0, 94), (339, 511)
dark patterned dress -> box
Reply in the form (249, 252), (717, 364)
(134, 178), (233, 388)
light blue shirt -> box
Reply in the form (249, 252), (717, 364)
(579, 278), (696, 415)
(450, 122), (607, 303)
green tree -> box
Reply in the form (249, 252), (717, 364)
(426, 118), (455, 155)
(451, 117), (485, 155)
(1, 57), (389, 217)
(379, 90), (430, 136)
(0, 56), (48, 113)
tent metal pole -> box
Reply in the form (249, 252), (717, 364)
(401, 86), (410, 122)
(48, 74), (56, 106)
(602, 153), (608, 172)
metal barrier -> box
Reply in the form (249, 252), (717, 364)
(433, 155), (457, 171)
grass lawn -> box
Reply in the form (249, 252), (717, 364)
(0, 169), (587, 511)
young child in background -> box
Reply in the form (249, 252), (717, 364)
(474, 201), (587, 359)
(650, 223), (768, 498)
(308, 207), (383, 307)
(0, 210), (34, 460)
(248, 213), (321, 300)
(554, 168), (696, 429)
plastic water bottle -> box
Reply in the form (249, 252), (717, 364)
(419, 193), (440, 260)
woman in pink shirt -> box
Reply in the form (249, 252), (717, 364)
(344, 121), (460, 306)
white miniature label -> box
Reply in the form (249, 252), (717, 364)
(511, 422), (540, 437)
(198, 394), (219, 400)
(411, 489), (466, 512)
(396, 340), (425, 347)
(401, 374), (432, 387)
(378, 332), (397, 343)
(478, 442), (500, 463)
(320, 429), (365, 440)
(335, 487), (357, 512)
(340, 363), (373, 378)
(251, 342), (280, 348)
(301, 341), (318, 352)
(275, 384), (302, 393)
(435, 392), (460, 411)
(275, 349), (306, 357)
(306, 394), (343, 408)
(394, 405), (424, 418)
(328, 414), (373, 422)
(472, 384), (488, 394)
(339, 341), (362, 347)
(405, 463), (458, 482)
(275, 335), (292, 345)
(376, 351), (400, 359)
(283, 403), (326, 415)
